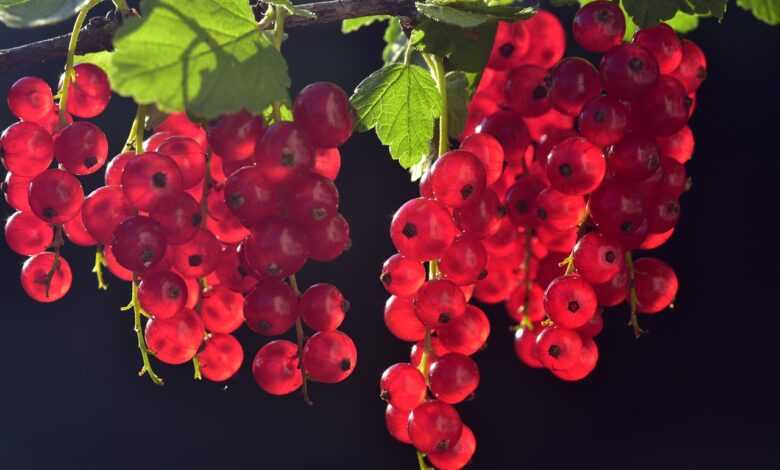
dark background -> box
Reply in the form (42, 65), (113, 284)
(0, 2), (776, 469)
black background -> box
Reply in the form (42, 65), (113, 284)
(0, 2), (777, 469)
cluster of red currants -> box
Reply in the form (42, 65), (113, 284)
(2, 61), (358, 394)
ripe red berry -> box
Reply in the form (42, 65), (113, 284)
(242, 217), (309, 278)
(593, 267), (629, 307)
(514, 327), (543, 368)
(572, 1), (625, 52)
(431, 150), (487, 208)
(102, 244), (133, 281)
(656, 126), (694, 164)
(207, 110), (265, 163)
(453, 188), (504, 239)
(302, 330), (357, 383)
(546, 136), (605, 195)
(671, 39), (707, 93)
(390, 197), (456, 262)
(306, 212), (351, 262)
(646, 193), (681, 233)
(252, 340), (303, 395)
(28, 168), (84, 224)
(429, 353), (480, 404)
(148, 191), (201, 245)
(299, 283), (348, 332)
(3, 172), (31, 212)
(4, 211), (53, 256)
(214, 246), (258, 294)
(588, 182), (648, 248)
(138, 270), (188, 320)
(385, 404), (413, 444)
(578, 310), (604, 338)
(223, 165), (280, 227)
(476, 110), (532, 164)
(427, 424), (477, 470)
(414, 279), (467, 328)
(283, 171), (340, 225)
(1, 121), (53, 177)
(380, 363), (427, 410)
(144, 308), (205, 365)
(438, 304), (490, 356)
(640, 228), (675, 250)
(572, 231), (625, 284)
(633, 23), (682, 74)
(104, 152), (133, 186)
(112, 215), (167, 273)
(600, 44), (659, 100)
(155, 112), (207, 148)
(505, 175), (546, 228)
(633, 257), (678, 313)
(293, 82), (354, 148)
(551, 335), (599, 381)
(81, 186), (136, 244)
(66, 63), (111, 118)
(459, 133), (505, 185)
(549, 58), (602, 117)
(408, 400), (463, 453)
(121, 151), (184, 211)
(63, 211), (96, 246)
(505, 282), (545, 323)
(20, 252), (72, 302)
(544, 275), (598, 329)
(534, 188), (586, 231)
(197, 333), (243, 382)
(200, 286), (245, 333)
(522, 10), (566, 69)
(244, 279), (298, 336)
(380, 254), (425, 297)
(384, 295), (427, 342)
(439, 236), (488, 286)
(638, 75), (691, 137)
(53, 121), (109, 175)
(157, 136), (206, 189)
(535, 326), (583, 370)
(313, 147), (341, 181)
(8, 76), (54, 121)
(170, 228), (222, 278)
(578, 95), (629, 147)
(255, 122), (315, 183)
(504, 65), (552, 117)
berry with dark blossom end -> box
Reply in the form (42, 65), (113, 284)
(138, 270), (188, 320)
(244, 279), (299, 336)
(535, 326), (583, 370)
(504, 65), (552, 117)
(302, 330), (357, 384)
(487, 21), (530, 70)
(544, 275), (598, 329)
(252, 340), (303, 395)
(121, 151), (183, 211)
(438, 304), (490, 356)
(157, 136), (206, 189)
(429, 353), (480, 404)
(439, 236), (488, 286)
(21, 252), (72, 303)
(255, 121), (315, 183)
(148, 191), (201, 245)
(572, 1), (625, 53)
(600, 44), (659, 100)
(242, 217), (310, 279)
(633, 23), (682, 74)
(414, 279), (467, 329)
(546, 136), (605, 196)
(551, 335), (599, 381)
(28, 168), (84, 224)
(53, 121), (109, 175)
(430, 150), (487, 208)
(390, 197), (456, 262)
(408, 400), (463, 453)
(578, 95), (629, 147)
(572, 231), (625, 285)
(112, 215), (167, 273)
(223, 165), (280, 227)
(170, 228), (223, 278)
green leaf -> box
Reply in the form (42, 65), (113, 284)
(382, 18), (407, 64)
(350, 64), (442, 169)
(666, 10), (700, 32)
(621, 0), (681, 27)
(416, 2), (493, 27)
(265, 0), (316, 19)
(108, 0), (289, 120)
(687, 0), (727, 19)
(411, 19), (498, 72)
(262, 102), (294, 122)
(0, 0), (92, 28)
(74, 51), (115, 75)
(342, 15), (391, 33)
(736, 0), (780, 25)
(446, 71), (469, 140)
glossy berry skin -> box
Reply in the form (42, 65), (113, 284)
(384, 295), (426, 342)
(438, 304), (490, 356)
(144, 309), (205, 365)
(138, 270), (188, 320)
(589, 182), (648, 249)
(155, 112), (207, 148)
(656, 126), (694, 164)
(390, 197), (456, 262)
(197, 333), (243, 382)
(671, 39), (707, 93)
(200, 286), (245, 333)
(593, 268), (629, 307)
(3, 172), (32, 212)
(157, 136), (206, 189)
(535, 326), (583, 370)
(633, 257), (678, 314)
(380, 254), (425, 297)
(534, 188), (586, 231)
(53, 122), (109, 175)
(66, 63), (111, 118)
(514, 327), (543, 368)
(244, 279), (298, 336)
(302, 330), (357, 384)
(487, 21), (530, 70)
(476, 110), (532, 164)
(104, 152), (133, 186)
(429, 353), (480, 404)
(408, 400), (463, 454)
(121, 152), (184, 211)
(112, 216), (167, 273)
(223, 165), (280, 227)
(572, 1), (625, 53)
(431, 150), (487, 208)
(609, 134), (661, 182)
(522, 10), (566, 69)
(313, 147), (341, 181)
(1, 121), (53, 177)
(171, 229), (222, 278)
(299, 283), (348, 332)
(149, 192), (201, 245)
(505, 176), (546, 228)
(453, 188), (504, 239)
(255, 122), (315, 183)
(283, 172), (340, 225)
(633, 23), (682, 75)
(102, 244), (133, 281)
(81, 186), (136, 244)
(546, 136), (605, 196)
(4, 211), (53, 256)
(293, 82), (354, 148)
(504, 65), (552, 117)
(549, 58), (602, 117)
(208, 110), (264, 163)
(414, 279), (467, 328)
(308, 212), (351, 262)
(572, 232), (625, 284)
(544, 275), (598, 329)
(439, 236), (488, 286)
(252, 340), (303, 395)
(552, 336), (599, 381)
(21, 252), (72, 302)
(647, 192), (681, 233)
(63, 212), (96, 247)
(243, 218), (309, 279)
(506, 282), (545, 323)
(428, 425), (476, 470)
(578, 95), (629, 147)
(600, 44), (659, 100)
(214, 246), (258, 293)
(28, 169), (84, 224)
(7, 76), (53, 121)
(380, 363), (427, 411)
(385, 405), (413, 444)
(639, 76), (691, 137)
(459, 133), (505, 185)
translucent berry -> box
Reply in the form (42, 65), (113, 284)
(487, 21), (530, 70)
(299, 283), (348, 332)
(200, 286), (245, 333)
(66, 63), (111, 118)
(121, 152), (184, 211)
(414, 279), (467, 328)
(104, 152), (133, 186)
(600, 44), (659, 100)
(145, 309), (205, 364)
(380, 363), (427, 410)
(63, 210), (96, 247)
(549, 57), (602, 117)
(302, 330), (357, 383)
(439, 236), (488, 286)
(170, 228), (222, 278)
(385, 404), (412, 444)
(534, 188), (586, 231)
(223, 165), (280, 227)
(638, 75), (691, 137)
(431, 150), (487, 208)
(28, 168), (84, 224)
(546, 136), (605, 195)
(283, 171), (340, 225)
(522, 10), (566, 69)
(252, 340), (303, 395)
(155, 112), (208, 148)
(438, 304), (490, 356)
(429, 353), (480, 404)
(514, 327), (543, 368)
(255, 122), (315, 183)
(3, 172), (31, 212)
(633, 23), (682, 74)
(572, 1), (625, 52)
(4, 211), (53, 256)
(408, 400), (463, 453)
(293, 82), (354, 148)
(8, 76), (54, 121)
(453, 188), (504, 239)
(112, 216), (167, 273)
(149, 191), (201, 245)
(244, 279), (298, 336)
(157, 136), (206, 189)
(544, 275), (598, 329)
(390, 198), (456, 261)
(208, 110), (265, 163)
(476, 110), (532, 164)
(307, 212), (350, 262)
(1, 121), (53, 177)
(656, 126), (694, 164)
(81, 186), (136, 244)
(551, 335), (599, 381)
(504, 65), (552, 117)
(505, 282), (545, 323)
(535, 326), (583, 370)
(138, 270), (188, 320)
(20, 252), (72, 302)
(384, 295), (426, 342)
(671, 39), (707, 93)
(459, 133), (505, 185)
(197, 333), (243, 382)
(380, 254), (425, 297)
(243, 218), (309, 278)
(313, 147), (341, 181)
(572, 232), (625, 284)
(608, 134), (661, 182)
(578, 95), (629, 147)
(53, 121), (108, 175)
(634, 257), (678, 314)
(588, 182), (648, 248)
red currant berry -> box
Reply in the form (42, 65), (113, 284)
(633, 23), (682, 74)
(505, 175), (546, 228)
(145, 308), (205, 364)
(20, 252), (72, 302)
(514, 326), (543, 368)
(299, 283), (348, 332)
(572, 231), (625, 284)
(8, 76), (54, 121)
(121, 152), (184, 211)
(112, 215), (167, 273)
(104, 152), (133, 186)
(638, 75), (691, 137)
(600, 44), (659, 100)
(66, 64), (111, 118)
(487, 21), (530, 70)
(148, 191), (201, 245)
(170, 228), (222, 278)
(207, 110), (265, 163)
(534, 188), (586, 231)
(63, 210), (96, 246)
(385, 404), (412, 444)
(546, 136), (605, 195)
(307, 212), (351, 262)
(138, 270), (187, 320)
(506, 282), (545, 323)
(551, 335), (599, 381)
(391, 197), (456, 261)
(81, 186), (136, 244)
(593, 266), (629, 307)
(578, 95), (629, 147)
(429, 353), (480, 404)
(535, 326), (583, 370)
(381, 254), (425, 297)
(544, 275), (598, 329)
(459, 133), (505, 186)
(155, 112), (208, 148)
(384, 295), (426, 342)
(549, 58), (602, 117)
(302, 330), (357, 383)
(197, 333), (243, 382)
(1, 121), (53, 177)
(28, 168), (84, 224)
(439, 236), (488, 286)
(157, 136), (206, 189)
(313, 147), (341, 181)
(572, 1), (625, 53)
(408, 400), (463, 453)
(431, 150), (487, 208)
(252, 340), (303, 395)
(438, 304), (490, 356)
(283, 171), (340, 225)
(243, 218), (309, 278)
(293, 82), (354, 148)
(102, 244), (133, 281)
(53, 121), (108, 175)
(223, 165), (280, 227)
(588, 182), (648, 248)
(3, 172), (31, 212)
(255, 122), (315, 183)
(504, 65), (552, 117)
(214, 246), (258, 294)
(640, 228), (675, 250)
(414, 279), (467, 328)
(647, 193), (681, 233)
(4, 211), (53, 256)
(200, 286), (245, 333)
(634, 257), (678, 314)
(453, 188), (504, 239)
(427, 425), (477, 470)
(380, 363), (427, 410)
(476, 110), (532, 164)
(522, 10), (566, 69)
(656, 126), (694, 164)
(671, 39), (707, 93)
(244, 279), (298, 335)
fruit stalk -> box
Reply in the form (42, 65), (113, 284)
(58, 0), (101, 127)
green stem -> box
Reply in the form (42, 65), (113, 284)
(192, 356), (202, 380)
(92, 247), (108, 291)
(58, 0), (101, 127)
(625, 251), (645, 338)
(129, 276), (164, 385)
(270, 6), (287, 123)
(133, 105), (147, 154)
(112, 0), (130, 13)
(429, 54), (449, 157)
(289, 274), (313, 405)
(519, 230), (534, 329)
(416, 451), (433, 470)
